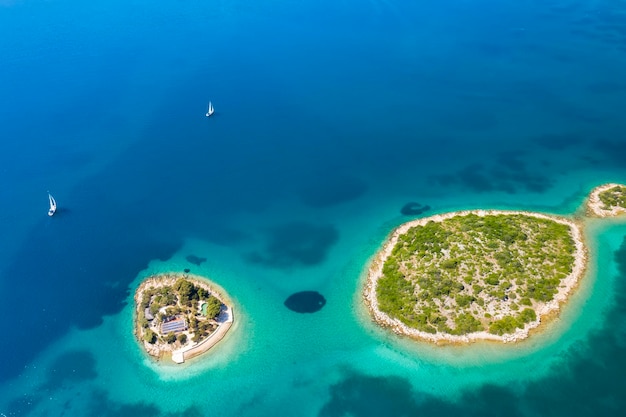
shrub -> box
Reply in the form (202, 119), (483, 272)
(489, 316), (520, 335)
(486, 274), (500, 286)
(519, 308), (536, 323)
(452, 313), (483, 335)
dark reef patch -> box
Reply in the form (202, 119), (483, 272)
(429, 157), (553, 195)
(400, 202), (431, 216)
(186, 255), (207, 266)
(43, 350), (97, 390)
(320, 373), (422, 417)
(84, 390), (203, 417)
(246, 222), (339, 268)
(284, 291), (327, 313)
(496, 151), (526, 172)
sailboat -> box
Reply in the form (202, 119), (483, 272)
(48, 192), (57, 216)
(205, 101), (215, 117)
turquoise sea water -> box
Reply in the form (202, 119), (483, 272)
(2, 0), (626, 415)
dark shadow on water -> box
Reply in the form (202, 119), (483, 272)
(186, 254), (207, 266)
(49, 207), (72, 217)
(246, 222), (339, 269)
(284, 291), (327, 313)
(319, 235), (626, 416)
(400, 202), (431, 216)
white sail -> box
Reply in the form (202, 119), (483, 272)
(48, 193), (57, 216)
(206, 101), (214, 117)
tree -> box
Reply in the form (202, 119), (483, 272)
(165, 333), (177, 344)
(205, 296), (222, 319)
(144, 329), (156, 344)
(197, 288), (208, 299)
(149, 302), (160, 315)
(189, 316), (198, 331)
(178, 334), (187, 344)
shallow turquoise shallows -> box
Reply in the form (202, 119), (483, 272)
(1, 0), (626, 416)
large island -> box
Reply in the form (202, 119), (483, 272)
(134, 273), (234, 363)
(364, 210), (586, 343)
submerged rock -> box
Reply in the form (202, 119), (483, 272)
(400, 202), (431, 216)
(284, 291), (327, 313)
(186, 255), (207, 266)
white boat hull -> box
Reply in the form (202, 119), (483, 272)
(48, 192), (57, 216)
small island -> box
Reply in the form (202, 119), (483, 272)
(364, 210), (586, 343)
(587, 183), (626, 217)
(134, 273), (234, 363)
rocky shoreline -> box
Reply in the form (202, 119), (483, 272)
(586, 183), (626, 218)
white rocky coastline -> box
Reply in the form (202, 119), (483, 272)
(586, 183), (626, 218)
(363, 210), (587, 344)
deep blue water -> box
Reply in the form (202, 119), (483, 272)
(1, 0), (626, 416)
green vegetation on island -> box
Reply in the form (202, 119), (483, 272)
(375, 213), (577, 337)
(136, 276), (226, 350)
(598, 185), (626, 210)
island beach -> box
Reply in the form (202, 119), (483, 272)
(134, 273), (234, 363)
(363, 210), (587, 344)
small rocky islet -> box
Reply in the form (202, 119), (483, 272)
(587, 183), (626, 217)
(134, 273), (233, 363)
